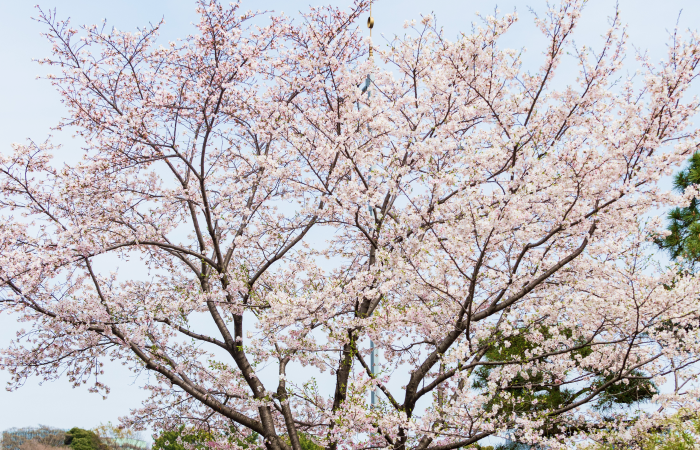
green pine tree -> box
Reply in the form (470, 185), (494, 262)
(472, 326), (657, 448)
(656, 152), (700, 269)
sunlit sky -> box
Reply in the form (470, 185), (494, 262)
(1, 0), (699, 439)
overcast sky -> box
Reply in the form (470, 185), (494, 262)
(1, 0), (699, 439)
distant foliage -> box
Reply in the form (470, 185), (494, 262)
(2, 427), (67, 450)
(92, 423), (148, 450)
(639, 416), (700, 450)
(152, 426), (259, 450)
(582, 411), (700, 449)
(64, 428), (107, 450)
(296, 434), (322, 450)
(152, 428), (212, 450)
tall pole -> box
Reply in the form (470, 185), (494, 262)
(367, 0), (377, 409)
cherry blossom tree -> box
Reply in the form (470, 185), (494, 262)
(2, 0), (700, 449)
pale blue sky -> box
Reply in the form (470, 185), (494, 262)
(1, 0), (699, 438)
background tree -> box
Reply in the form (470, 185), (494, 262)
(64, 429), (108, 450)
(152, 426), (263, 450)
(2, 1), (700, 449)
(92, 422), (148, 450)
(152, 427), (214, 450)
